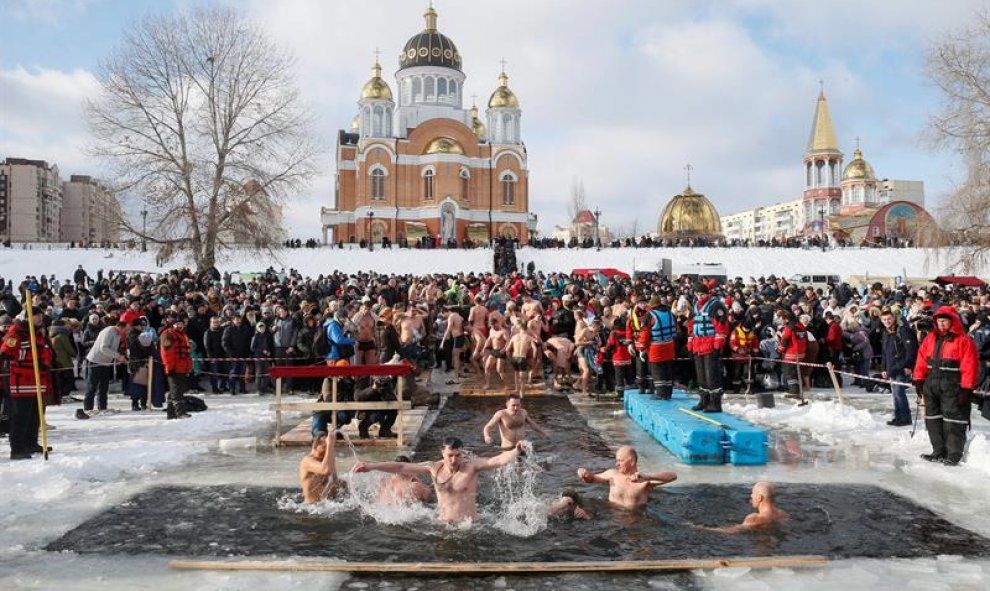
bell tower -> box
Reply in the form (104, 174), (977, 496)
(802, 85), (843, 233)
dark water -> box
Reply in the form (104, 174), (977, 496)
(47, 396), (990, 562)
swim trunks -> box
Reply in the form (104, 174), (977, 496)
(511, 356), (529, 371)
(454, 335), (467, 348)
(358, 340), (376, 352)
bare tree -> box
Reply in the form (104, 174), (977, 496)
(925, 12), (990, 272)
(86, 6), (318, 271)
(566, 177), (588, 221)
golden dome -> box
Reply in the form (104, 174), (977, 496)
(657, 185), (723, 238)
(350, 114), (361, 131)
(842, 147), (875, 181)
(424, 137), (465, 155)
(361, 59), (392, 101)
(470, 104), (487, 138)
(488, 71), (519, 108)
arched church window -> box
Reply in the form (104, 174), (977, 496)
(816, 161), (825, 187)
(402, 78), (411, 105)
(459, 168), (470, 201)
(385, 108), (393, 136)
(373, 106), (383, 137)
(450, 79), (458, 99)
(370, 168), (386, 200)
(425, 77), (435, 101)
(438, 77), (448, 98)
(412, 77), (422, 101)
(806, 162), (812, 188)
(502, 114), (513, 142)
(500, 172), (516, 205)
(423, 169), (435, 201)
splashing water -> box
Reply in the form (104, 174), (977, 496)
(488, 441), (550, 537)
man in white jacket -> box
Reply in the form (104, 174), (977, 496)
(81, 319), (129, 415)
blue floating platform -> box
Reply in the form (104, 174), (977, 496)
(623, 388), (768, 465)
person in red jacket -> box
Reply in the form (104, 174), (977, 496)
(0, 308), (53, 459)
(628, 296), (652, 394)
(601, 313), (633, 398)
(913, 305), (979, 466)
(686, 284), (728, 412)
(823, 311), (844, 386)
(636, 295), (678, 399)
(776, 309), (809, 404)
(160, 315), (193, 419)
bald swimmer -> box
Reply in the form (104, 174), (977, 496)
(576, 445), (677, 510)
(708, 481), (789, 533)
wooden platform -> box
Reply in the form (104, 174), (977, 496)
(456, 372), (550, 397)
(277, 408), (428, 448)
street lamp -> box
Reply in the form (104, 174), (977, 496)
(367, 210), (374, 252)
(818, 206), (826, 252)
(593, 207), (602, 250)
(141, 208), (148, 252)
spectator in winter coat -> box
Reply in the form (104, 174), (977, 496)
(50, 320), (77, 400)
(880, 309), (918, 426)
(250, 322), (275, 394)
(324, 309), (356, 363)
(222, 315), (252, 395)
(203, 316), (227, 394)
(842, 318), (873, 387)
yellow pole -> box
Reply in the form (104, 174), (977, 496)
(677, 406), (729, 429)
(24, 291), (50, 460)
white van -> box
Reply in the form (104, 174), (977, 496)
(788, 273), (840, 289)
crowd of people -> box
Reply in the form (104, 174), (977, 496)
(1, 262), (989, 466)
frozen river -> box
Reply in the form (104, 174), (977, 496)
(2, 376), (990, 590)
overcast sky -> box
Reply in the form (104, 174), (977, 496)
(1, 0), (984, 236)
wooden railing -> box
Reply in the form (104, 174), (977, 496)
(269, 364), (414, 447)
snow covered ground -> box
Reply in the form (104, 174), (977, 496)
(1, 244), (983, 281)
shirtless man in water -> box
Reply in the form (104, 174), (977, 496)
(576, 445), (677, 510)
(376, 455), (432, 506)
(506, 319), (539, 396)
(483, 394), (548, 449)
(706, 481), (789, 533)
(352, 437), (528, 522)
(300, 431), (348, 504)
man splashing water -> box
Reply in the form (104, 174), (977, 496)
(299, 431), (348, 504)
(351, 436), (527, 522)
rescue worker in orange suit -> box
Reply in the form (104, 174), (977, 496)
(160, 315), (193, 419)
(629, 296), (652, 394)
(636, 294), (678, 400)
(686, 283), (728, 413)
(0, 307), (53, 459)
(776, 309), (809, 404)
(728, 317), (760, 393)
(913, 306), (979, 466)
(600, 313), (633, 398)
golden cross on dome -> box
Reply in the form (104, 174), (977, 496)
(855, 136), (861, 149)
(684, 163), (693, 186)
(819, 79), (824, 93)
(499, 57), (508, 72)
(471, 93), (478, 106)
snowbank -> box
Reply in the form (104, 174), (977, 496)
(0, 396), (272, 550)
(2, 245), (982, 281)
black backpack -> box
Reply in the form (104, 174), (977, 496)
(313, 325), (331, 358)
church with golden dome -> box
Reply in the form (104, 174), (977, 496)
(657, 183), (723, 241)
(320, 5), (536, 246)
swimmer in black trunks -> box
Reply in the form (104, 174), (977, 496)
(507, 320), (538, 397)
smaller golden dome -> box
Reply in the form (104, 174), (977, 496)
(842, 147), (875, 181)
(470, 104), (487, 139)
(657, 185), (723, 238)
(350, 114), (361, 131)
(488, 71), (519, 108)
(361, 59), (393, 101)
(424, 137), (465, 155)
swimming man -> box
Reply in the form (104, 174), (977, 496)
(300, 431), (348, 504)
(576, 445), (677, 510)
(482, 394), (548, 449)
